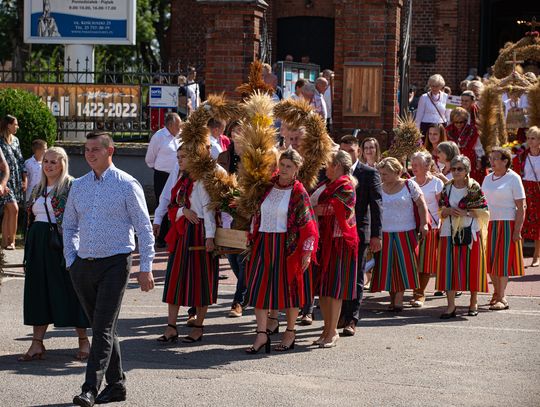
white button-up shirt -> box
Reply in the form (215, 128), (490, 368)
(145, 127), (180, 173)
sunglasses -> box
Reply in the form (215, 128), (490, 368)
(453, 120), (466, 125)
(451, 167), (466, 172)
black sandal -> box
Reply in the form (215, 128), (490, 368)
(266, 316), (279, 335)
(245, 331), (271, 354)
(275, 328), (296, 352)
(157, 324), (178, 343)
(182, 325), (203, 343)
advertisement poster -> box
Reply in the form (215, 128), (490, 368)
(24, 0), (136, 45)
(0, 83), (140, 119)
(148, 86), (179, 108)
(446, 95), (462, 110)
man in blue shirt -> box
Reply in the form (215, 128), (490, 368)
(64, 132), (155, 407)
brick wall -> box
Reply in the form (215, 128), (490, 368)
(409, 0), (481, 93)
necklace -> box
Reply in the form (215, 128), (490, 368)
(454, 125), (469, 149)
(416, 176), (431, 187)
(275, 178), (295, 188)
(529, 149), (540, 157)
(384, 180), (402, 194)
(429, 91), (441, 102)
(492, 170), (508, 181)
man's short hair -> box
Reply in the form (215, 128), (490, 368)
(86, 131), (114, 148)
(340, 135), (359, 146)
(461, 90), (476, 100)
(31, 139), (47, 151)
(207, 118), (226, 129)
(294, 79), (307, 90)
(165, 112), (180, 127)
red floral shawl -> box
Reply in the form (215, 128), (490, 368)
(316, 176), (358, 272)
(446, 123), (480, 157)
(512, 148), (531, 177)
(164, 174), (194, 253)
(251, 177), (319, 284)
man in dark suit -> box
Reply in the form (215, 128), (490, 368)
(339, 135), (383, 336)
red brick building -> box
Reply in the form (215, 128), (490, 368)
(167, 0), (535, 140)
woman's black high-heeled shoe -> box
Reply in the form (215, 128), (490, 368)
(266, 316), (279, 335)
(275, 328), (296, 352)
(157, 324), (178, 343)
(440, 308), (457, 319)
(182, 325), (204, 343)
(245, 331), (271, 354)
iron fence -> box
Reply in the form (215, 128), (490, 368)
(0, 58), (195, 142)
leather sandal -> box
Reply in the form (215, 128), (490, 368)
(275, 328), (296, 351)
(182, 325), (203, 343)
(75, 337), (90, 361)
(18, 338), (45, 362)
(157, 324), (178, 343)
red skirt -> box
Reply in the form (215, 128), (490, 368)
(417, 228), (439, 274)
(246, 232), (306, 310)
(317, 237), (357, 300)
(162, 221), (219, 307)
(486, 220), (524, 277)
(436, 234), (488, 292)
(522, 180), (540, 240)
(371, 230), (419, 292)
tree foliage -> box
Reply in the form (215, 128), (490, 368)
(0, 88), (57, 158)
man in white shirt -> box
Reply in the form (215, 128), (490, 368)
(145, 112), (182, 247)
(322, 70), (333, 130)
(312, 78), (328, 121)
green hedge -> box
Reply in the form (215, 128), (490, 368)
(0, 88), (57, 158)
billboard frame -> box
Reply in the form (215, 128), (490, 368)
(23, 0), (136, 45)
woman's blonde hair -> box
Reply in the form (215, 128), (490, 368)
(450, 107), (469, 123)
(331, 150), (357, 187)
(377, 157), (403, 174)
(526, 126), (540, 140)
(35, 147), (71, 197)
(428, 74), (445, 88)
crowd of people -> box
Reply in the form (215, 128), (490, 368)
(6, 67), (540, 406)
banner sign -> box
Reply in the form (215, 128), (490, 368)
(0, 83), (140, 119)
(24, 0), (136, 45)
(148, 86), (179, 108)
(446, 95), (462, 110)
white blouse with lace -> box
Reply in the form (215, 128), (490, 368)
(174, 180), (216, 238)
(381, 180), (422, 233)
(259, 187), (292, 233)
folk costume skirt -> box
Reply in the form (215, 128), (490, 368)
(246, 232), (306, 310)
(486, 220), (524, 277)
(162, 221), (218, 307)
(371, 230), (419, 293)
(23, 222), (89, 328)
(417, 228), (439, 275)
(318, 236), (357, 300)
(436, 233), (488, 292)
(522, 180), (540, 240)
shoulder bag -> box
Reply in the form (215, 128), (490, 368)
(43, 192), (63, 251)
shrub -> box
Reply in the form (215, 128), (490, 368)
(0, 88), (57, 158)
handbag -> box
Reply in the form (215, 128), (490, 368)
(448, 185), (473, 246)
(43, 192), (63, 251)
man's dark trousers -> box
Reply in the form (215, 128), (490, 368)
(70, 253), (132, 393)
(154, 169), (170, 244)
(341, 241), (369, 324)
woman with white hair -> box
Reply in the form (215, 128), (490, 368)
(410, 151), (444, 307)
(414, 74), (448, 136)
(19, 147), (90, 361)
(437, 155), (489, 318)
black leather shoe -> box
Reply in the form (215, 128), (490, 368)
(73, 390), (96, 407)
(95, 384), (127, 404)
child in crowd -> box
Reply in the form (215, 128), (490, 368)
(24, 139), (47, 202)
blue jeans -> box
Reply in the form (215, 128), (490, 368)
(227, 253), (247, 305)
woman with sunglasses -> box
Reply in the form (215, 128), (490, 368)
(437, 155), (489, 318)
(482, 147), (526, 311)
(445, 108), (486, 183)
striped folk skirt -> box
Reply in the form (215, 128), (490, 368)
(417, 228), (439, 275)
(246, 232), (306, 310)
(162, 221), (219, 307)
(318, 237), (357, 300)
(522, 180), (540, 240)
(371, 230), (419, 292)
(436, 233), (488, 292)
(486, 220), (525, 277)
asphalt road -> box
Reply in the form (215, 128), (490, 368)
(1, 275), (539, 407)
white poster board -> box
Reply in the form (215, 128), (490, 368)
(149, 86), (179, 108)
(24, 0), (136, 45)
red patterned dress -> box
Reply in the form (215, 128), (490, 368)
(513, 149), (540, 240)
(446, 123), (487, 183)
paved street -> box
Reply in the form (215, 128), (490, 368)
(1, 248), (539, 406)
